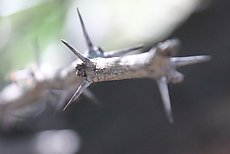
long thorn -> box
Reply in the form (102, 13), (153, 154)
(171, 55), (211, 67)
(77, 8), (94, 49)
(61, 39), (89, 62)
(63, 80), (91, 111)
(157, 77), (174, 123)
(83, 89), (101, 106)
(104, 45), (144, 58)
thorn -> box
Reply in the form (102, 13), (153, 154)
(52, 89), (71, 116)
(171, 55), (211, 67)
(157, 77), (174, 123)
(85, 46), (104, 59)
(83, 89), (102, 106)
(61, 39), (90, 62)
(104, 45), (144, 58)
(63, 80), (91, 111)
(77, 8), (94, 49)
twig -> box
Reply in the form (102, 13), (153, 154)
(0, 9), (210, 125)
(0, 8), (143, 126)
(62, 38), (210, 123)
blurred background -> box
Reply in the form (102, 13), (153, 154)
(0, 0), (230, 153)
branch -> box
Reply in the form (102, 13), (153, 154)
(0, 9), (210, 126)
(0, 8), (143, 127)
(61, 38), (210, 123)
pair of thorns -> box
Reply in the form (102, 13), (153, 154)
(61, 9), (210, 123)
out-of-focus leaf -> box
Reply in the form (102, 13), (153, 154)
(0, 0), (69, 82)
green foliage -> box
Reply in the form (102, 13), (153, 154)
(0, 0), (69, 83)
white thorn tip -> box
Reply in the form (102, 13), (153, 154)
(172, 55), (211, 67)
(157, 77), (174, 123)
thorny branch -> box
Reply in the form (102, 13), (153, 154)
(0, 9), (210, 125)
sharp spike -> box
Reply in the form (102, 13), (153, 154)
(157, 77), (174, 123)
(77, 8), (94, 49)
(104, 45), (144, 58)
(61, 39), (89, 62)
(53, 89), (71, 115)
(171, 55), (211, 67)
(83, 89), (101, 106)
(63, 80), (91, 111)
